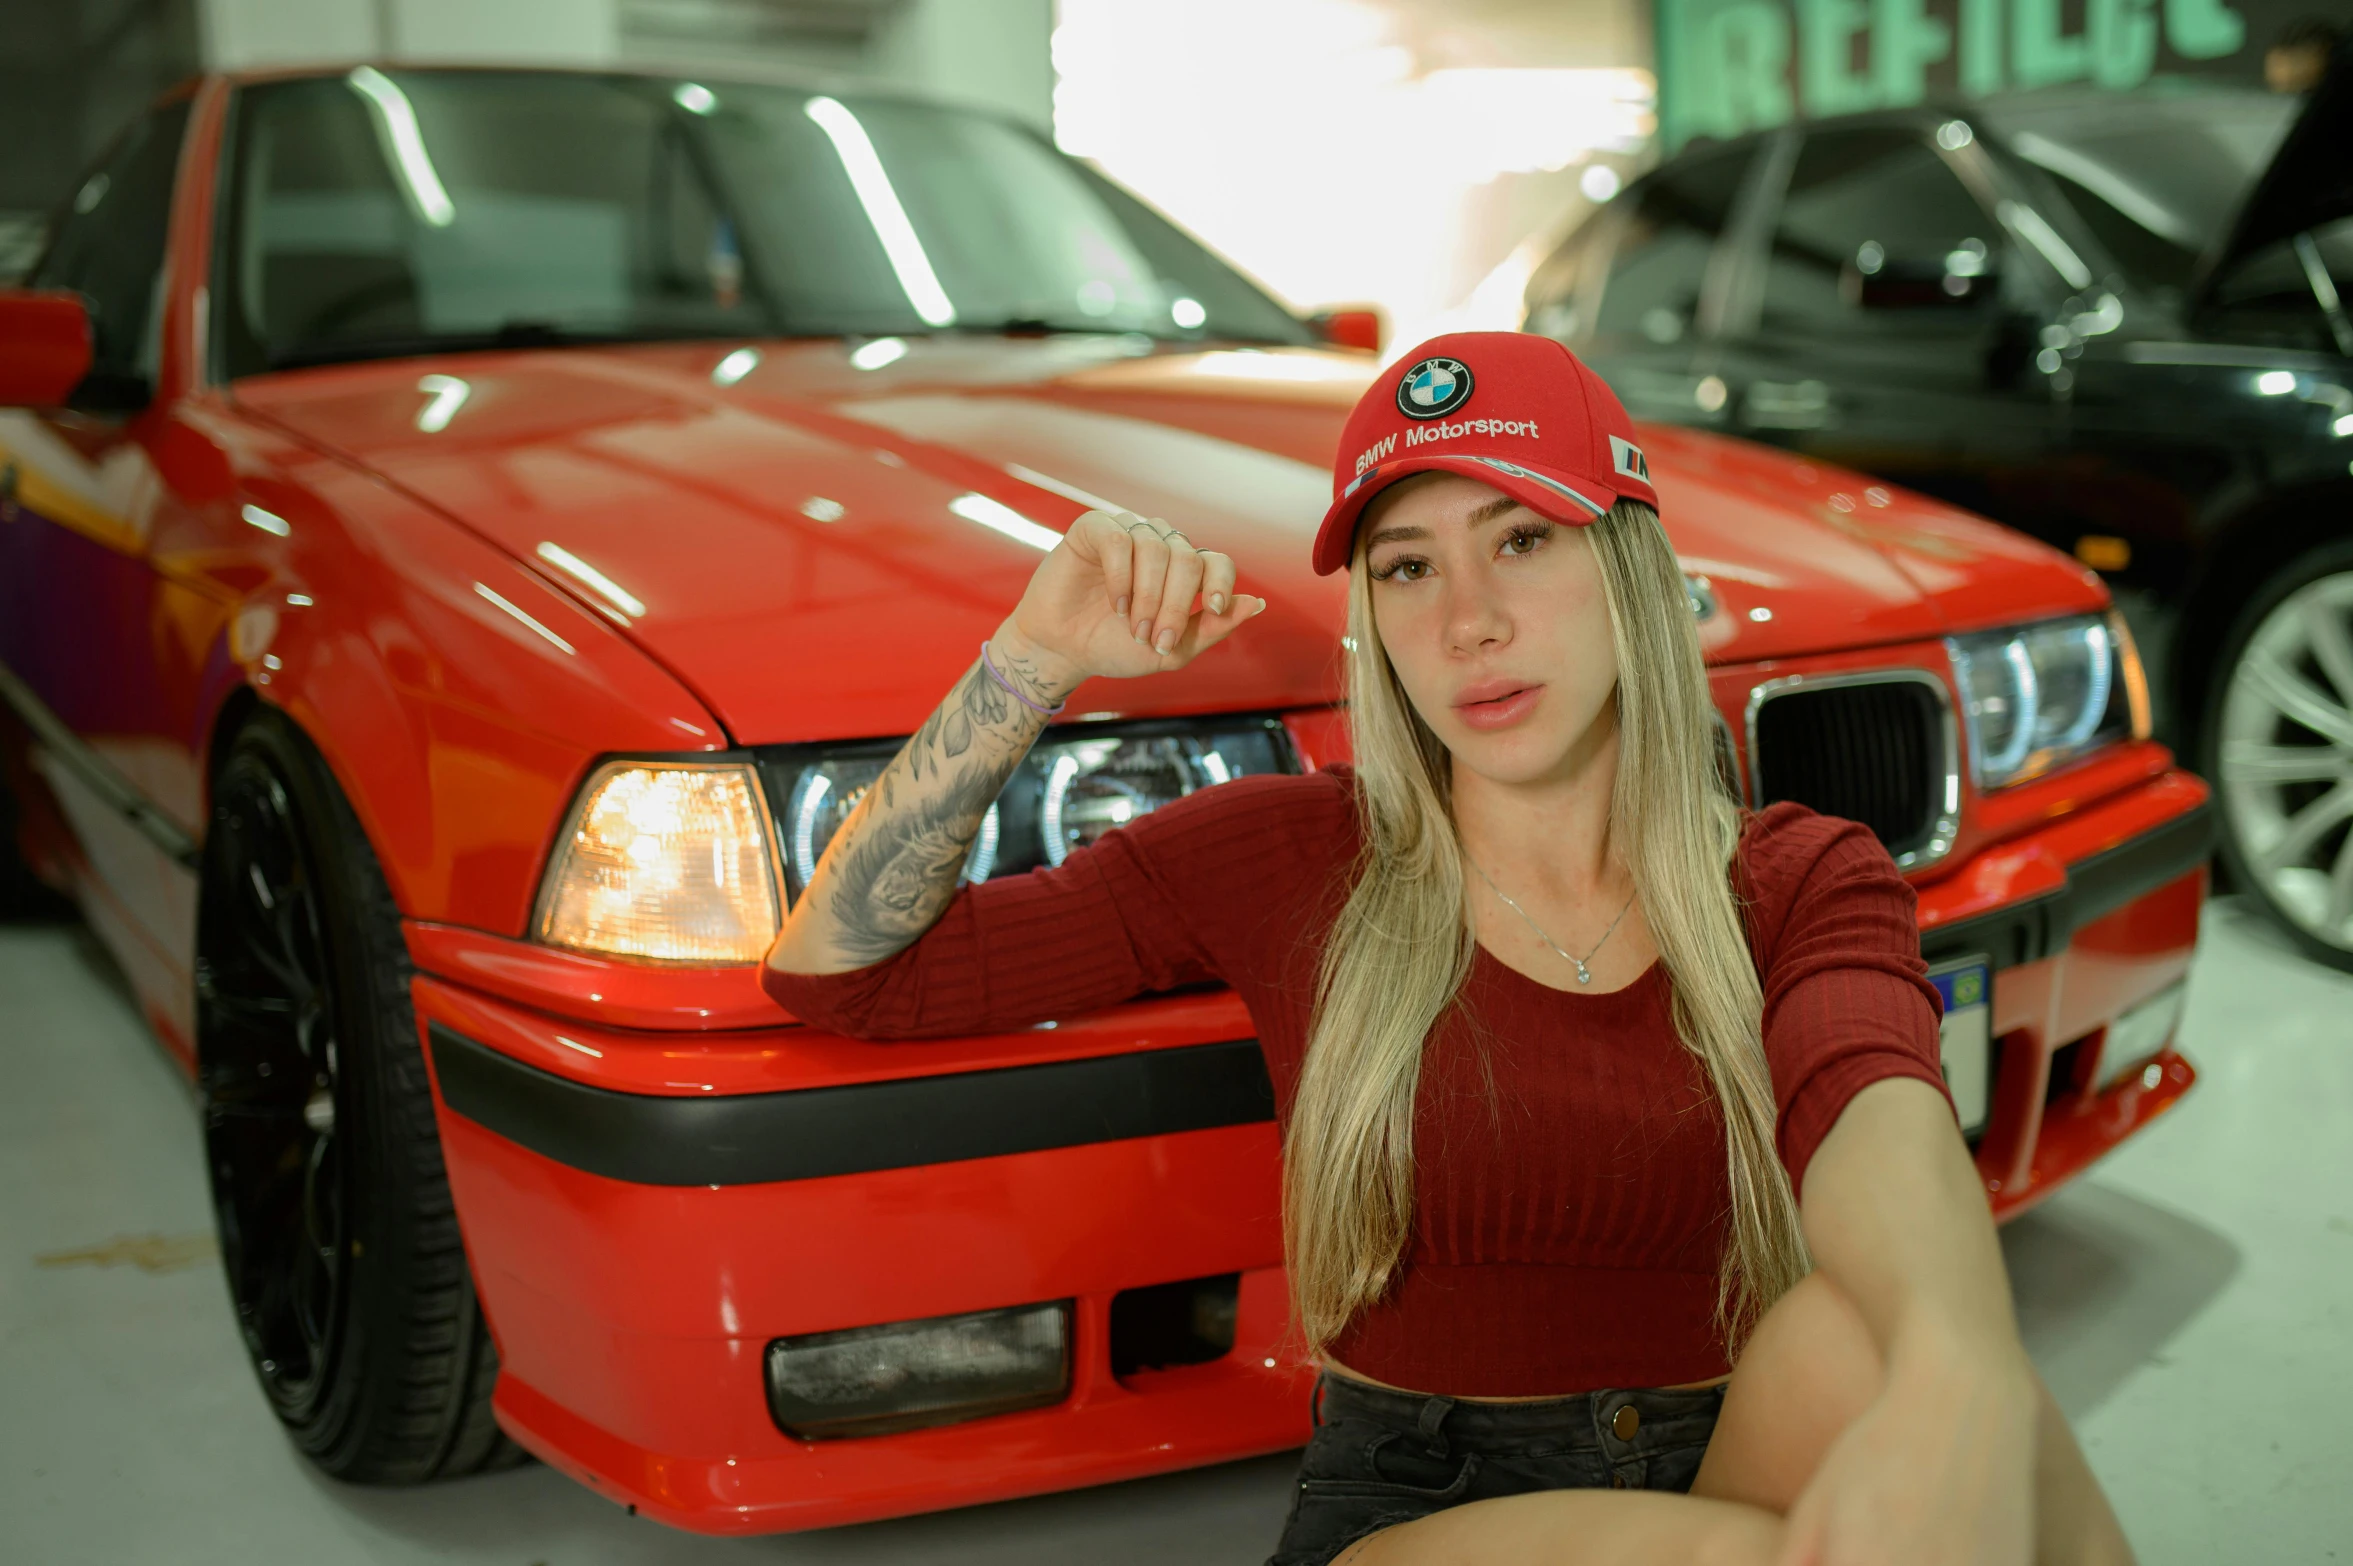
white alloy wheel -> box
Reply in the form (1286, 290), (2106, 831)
(2218, 565), (2353, 964)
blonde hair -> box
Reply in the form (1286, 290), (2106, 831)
(1281, 496), (1809, 1358)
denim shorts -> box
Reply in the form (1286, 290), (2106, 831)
(1266, 1372), (1727, 1566)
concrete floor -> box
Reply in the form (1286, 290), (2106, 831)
(3, 896), (2347, 1564)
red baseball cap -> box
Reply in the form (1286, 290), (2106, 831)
(1312, 331), (1660, 576)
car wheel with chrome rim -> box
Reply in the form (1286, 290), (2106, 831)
(2207, 542), (2353, 972)
(198, 707), (527, 1480)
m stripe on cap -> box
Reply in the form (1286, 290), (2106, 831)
(1468, 457), (1607, 518)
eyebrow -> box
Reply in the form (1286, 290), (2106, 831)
(1363, 495), (1527, 553)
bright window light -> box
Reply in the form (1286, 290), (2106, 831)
(1580, 164), (1621, 202)
(674, 82), (718, 115)
(711, 347), (760, 385)
(415, 373), (470, 432)
(1052, 0), (1651, 354)
(850, 336), (909, 370)
(1170, 296), (1207, 328)
(241, 504), (290, 537)
(473, 583), (575, 656)
(347, 66), (454, 227)
(949, 493), (1063, 552)
(804, 95), (955, 328)
(2255, 370), (2296, 396)
(535, 541), (646, 619)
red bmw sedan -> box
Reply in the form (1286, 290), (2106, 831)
(0, 66), (2208, 1534)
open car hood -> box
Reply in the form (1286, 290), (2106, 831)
(233, 339), (2101, 748)
(2189, 49), (2353, 315)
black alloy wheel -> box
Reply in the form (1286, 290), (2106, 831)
(198, 708), (525, 1481)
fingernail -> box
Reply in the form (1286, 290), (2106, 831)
(1135, 620), (1150, 642)
(1209, 594), (1227, 614)
(1154, 628), (1176, 654)
(1116, 596), (1129, 616)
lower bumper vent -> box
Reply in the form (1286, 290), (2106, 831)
(1111, 1273), (1240, 1378)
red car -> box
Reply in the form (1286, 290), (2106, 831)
(0, 66), (2209, 1534)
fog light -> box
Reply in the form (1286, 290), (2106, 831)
(765, 1302), (1071, 1439)
(2096, 981), (2186, 1092)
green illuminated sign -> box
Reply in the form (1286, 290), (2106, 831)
(1658, 0), (2284, 148)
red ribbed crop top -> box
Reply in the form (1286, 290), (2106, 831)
(761, 766), (1947, 1395)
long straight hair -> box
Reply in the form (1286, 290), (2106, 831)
(1280, 497), (1809, 1357)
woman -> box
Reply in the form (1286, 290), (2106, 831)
(764, 332), (2132, 1565)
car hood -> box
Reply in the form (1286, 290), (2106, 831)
(2192, 49), (2353, 309)
(233, 339), (2100, 746)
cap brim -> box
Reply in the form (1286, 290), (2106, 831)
(1311, 453), (1627, 576)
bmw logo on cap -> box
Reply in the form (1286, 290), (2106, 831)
(1396, 356), (1474, 419)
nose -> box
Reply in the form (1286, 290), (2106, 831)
(1442, 574), (1512, 657)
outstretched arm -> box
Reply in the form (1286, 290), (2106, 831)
(767, 509), (1265, 977)
(1781, 1078), (2131, 1565)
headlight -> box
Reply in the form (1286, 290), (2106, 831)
(768, 718), (1295, 900)
(1947, 611), (2148, 789)
(535, 760), (783, 963)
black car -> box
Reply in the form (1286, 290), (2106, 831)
(1526, 61), (2353, 969)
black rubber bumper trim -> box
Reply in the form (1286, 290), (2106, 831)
(1919, 799), (2214, 970)
(427, 1024), (1276, 1187)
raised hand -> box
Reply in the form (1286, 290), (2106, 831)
(997, 509), (1267, 695)
(768, 507), (1266, 977)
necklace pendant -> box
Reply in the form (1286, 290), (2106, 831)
(1574, 961), (1591, 984)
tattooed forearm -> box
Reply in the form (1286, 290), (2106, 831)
(907, 662), (1018, 782)
(781, 649), (1077, 972)
(823, 758), (1009, 965)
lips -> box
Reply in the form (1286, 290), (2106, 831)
(1452, 680), (1543, 731)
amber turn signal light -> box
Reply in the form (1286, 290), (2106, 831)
(536, 761), (782, 964)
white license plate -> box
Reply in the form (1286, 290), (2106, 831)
(1930, 958), (1993, 1136)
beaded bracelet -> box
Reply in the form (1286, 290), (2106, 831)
(980, 640), (1068, 717)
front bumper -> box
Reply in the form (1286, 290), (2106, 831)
(410, 766), (2210, 1533)
(1912, 767), (2212, 1216)
(410, 975), (1306, 1536)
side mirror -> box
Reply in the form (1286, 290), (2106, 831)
(1309, 306), (1385, 354)
(1841, 244), (2000, 311)
(0, 291), (95, 408)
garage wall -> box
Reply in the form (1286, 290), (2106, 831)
(199, 0), (621, 66)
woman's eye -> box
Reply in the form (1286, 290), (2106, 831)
(1501, 528), (1546, 556)
(1373, 557), (1430, 582)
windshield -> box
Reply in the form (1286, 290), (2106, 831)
(215, 70), (1307, 375)
(1986, 93), (2297, 292)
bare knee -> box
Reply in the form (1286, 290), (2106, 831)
(1691, 1271), (1883, 1512)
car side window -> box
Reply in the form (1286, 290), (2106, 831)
(28, 100), (192, 401)
(1758, 128), (2002, 339)
(1553, 144), (1754, 347)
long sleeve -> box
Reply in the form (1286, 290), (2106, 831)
(761, 768), (1356, 1040)
(1741, 804), (1952, 1198)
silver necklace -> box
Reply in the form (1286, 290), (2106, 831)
(1467, 858), (1636, 986)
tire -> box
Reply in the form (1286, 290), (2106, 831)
(2199, 538), (2353, 972)
(197, 707), (527, 1481)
